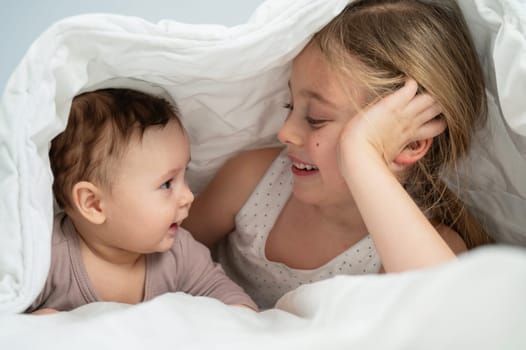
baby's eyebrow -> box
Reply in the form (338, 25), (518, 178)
(158, 164), (187, 182)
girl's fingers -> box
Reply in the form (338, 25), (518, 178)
(406, 93), (441, 123)
(412, 116), (447, 140)
(353, 78), (445, 158)
(416, 102), (443, 124)
(380, 78), (419, 109)
(379, 80), (441, 127)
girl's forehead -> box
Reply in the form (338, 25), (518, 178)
(291, 44), (369, 111)
(292, 43), (329, 73)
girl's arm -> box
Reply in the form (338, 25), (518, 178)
(339, 80), (457, 272)
(183, 147), (282, 248)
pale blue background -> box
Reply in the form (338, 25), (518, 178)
(0, 0), (264, 94)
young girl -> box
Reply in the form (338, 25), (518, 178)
(183, 0), (494, 309)
(27, 88), (256, 314)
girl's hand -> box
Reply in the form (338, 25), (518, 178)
(339, 79), (445, 168)
(338, 79), (456, 271)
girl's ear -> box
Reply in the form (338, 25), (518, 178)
(393, 138), (432, 168)
(70, 181), (106, 224)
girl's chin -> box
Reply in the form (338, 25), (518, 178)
(291, 188), (322, 205)
(292, 186), (353, 207)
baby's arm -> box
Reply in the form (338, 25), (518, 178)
(177, 229), (258, 310)
(183, 147), (281, 248)
(31, 308), (59, 315)
(338, 79), (456, 272)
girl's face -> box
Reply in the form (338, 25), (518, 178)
(278, 43), (367, 207)
(99, 119), (194, 254)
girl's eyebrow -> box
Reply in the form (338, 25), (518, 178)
(288, 80), (338, 108)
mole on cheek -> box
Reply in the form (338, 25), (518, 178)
(316, 142), (320, 147)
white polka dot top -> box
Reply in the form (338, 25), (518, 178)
(214, 149), (381, 309)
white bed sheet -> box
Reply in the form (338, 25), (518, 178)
(0, 0), (525, 348)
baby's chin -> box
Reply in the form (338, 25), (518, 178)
(162, 234), (177, 248)
(148, 234), (177, 254)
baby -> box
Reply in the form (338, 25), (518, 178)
(26, 88), (256, 313)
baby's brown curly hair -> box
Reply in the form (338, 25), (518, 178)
(49, 88), (182, 210)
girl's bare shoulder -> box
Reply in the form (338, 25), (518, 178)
(223, 147), (284, 183)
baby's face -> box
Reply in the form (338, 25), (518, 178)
(101, 119), (193, 254)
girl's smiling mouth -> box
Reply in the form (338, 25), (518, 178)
(289, 156), (319, 176)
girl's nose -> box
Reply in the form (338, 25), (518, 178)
(277, 114), (303, 146)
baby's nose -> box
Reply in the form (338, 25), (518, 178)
(179, 183), (194, 208)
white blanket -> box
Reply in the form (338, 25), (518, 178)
(0, 0), (525, 348)
(0, 247), (525, 349)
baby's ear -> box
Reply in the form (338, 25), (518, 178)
(392, 138), (432, 169)
(70, 181), (106, 224)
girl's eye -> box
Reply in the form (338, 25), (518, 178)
(160, 180), (172, 190)
(283, 102), (326, 127)
(305, 116), (326, 127)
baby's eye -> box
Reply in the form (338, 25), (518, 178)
(283, 103), (293, 111)
(160, 180), (172, 190)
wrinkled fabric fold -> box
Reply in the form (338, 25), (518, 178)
(0, 3), (525, 348)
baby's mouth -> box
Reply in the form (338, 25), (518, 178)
(168, 223), (179, 235)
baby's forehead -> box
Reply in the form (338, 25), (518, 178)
(122, 119), (188, 156)
(107, 125), (188, 187)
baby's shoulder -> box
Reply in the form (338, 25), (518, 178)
(171, 227), (207, 255)
(51, 213), (74, 248)
(45, 213), (78, 285)
(164, 228), (214, 271)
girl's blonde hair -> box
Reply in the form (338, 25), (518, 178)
(313, 0), (494, 248)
